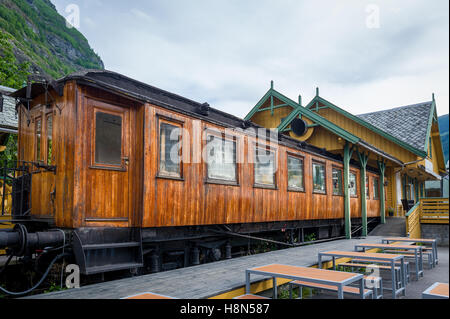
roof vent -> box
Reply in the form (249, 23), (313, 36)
(242, 120), (252, 129)
(197, 102), (210, 116)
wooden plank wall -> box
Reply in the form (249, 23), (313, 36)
(19, 84), (383, 229)
(142, 103), (381, 228)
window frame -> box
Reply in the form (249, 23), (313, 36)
(35, 115), (43, 163)
(312, 160), (327, 195)
(253, 143), (277, 189)
(286, 152), (305, 193)
(365, 175), (370, 199)
(331, 166), (343, 196)
(349, 170), (358, 198)
(373, 176), (380, 200)
(156, 116), (184, 180)
(205, 130), (239, 186)
(46, 111), (54, 165)
(91, 107), (126, 171)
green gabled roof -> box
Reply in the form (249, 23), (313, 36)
(244, 89), (274, 121)
(244, 86), (295, 121)
(309, 95), (428, 158)
(272, 90), (360, 144)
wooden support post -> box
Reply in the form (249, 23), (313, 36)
(414, 178), (419, 203)
(377, 160), (386, 224)
(344, 142), (354, 239)
(358, 150), (369, 236)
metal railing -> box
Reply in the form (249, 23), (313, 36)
(1, 161), (35, 219)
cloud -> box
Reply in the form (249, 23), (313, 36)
(51, 0), (449, 117)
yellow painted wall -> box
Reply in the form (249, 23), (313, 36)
(300, 126), (343, 152)
(429, 122), (445, 175)
(314, 108), (417, 164)
(250, 97), (294, 129)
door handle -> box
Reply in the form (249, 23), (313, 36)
(122, 156), (129, 166)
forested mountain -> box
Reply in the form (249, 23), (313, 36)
(0, 0), (103, 88)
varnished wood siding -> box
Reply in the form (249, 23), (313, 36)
(19, 84), (382, 229)
(142, 103), (380, 228)
(18, 82), (76, 227)
(72, 85), (144, 228)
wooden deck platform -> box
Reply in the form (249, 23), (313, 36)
(25, 236), (384, 299)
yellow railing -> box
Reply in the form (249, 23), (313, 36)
(405, 202), (421, 238)
(405, 198), (449, 239)
(420, 198), (449, 224)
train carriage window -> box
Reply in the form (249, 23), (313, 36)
(287, 155), (304, 191)
(159, 121), (182, 177)
(349, 172), (357, 197)
(95, 111), (122, 166)
(332, 168), (343, 195)
(35, 117), (42, 162)
(47, 114), (53, 165)
(206, 134), (237, 182)
(312, 162), (326, 194)
(365, 175), (370, 198)
(373, 177), (380, 199)
(254, 148), (276, 187)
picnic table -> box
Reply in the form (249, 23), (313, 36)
(121, 292), (176, 299)
(381, 237), (438, 267)
(318, 251), (406, 299)
(354, 243), (424, 280)
(245, 264), (365, 299)
(422, 282), (449, 299)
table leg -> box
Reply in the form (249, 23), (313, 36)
(419, 249), (423, 276)
(245, 271), (250, 294)
(333, 257), (336, 270)
(415, 250), (419, 280)
(391, 260), (396, 299)
(432, 242), (437, 266)
(338, 284), (344, 299)
(318, 254), (322, 269)
(359, 278), (365, 299)
(401, 257), (406, 296)
(273, 277), (277, 299)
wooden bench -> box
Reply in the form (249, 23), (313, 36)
(382, 250), (433, 269)
(339, 263), (403, 290)
(233, 294), (270, 299)
(351, 258), (411, 283)
(422, 282), (449, 299)
(289, 280), (373, 299)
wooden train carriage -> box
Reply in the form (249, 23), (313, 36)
(11, 70), (382, 274)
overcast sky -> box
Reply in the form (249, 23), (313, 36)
(52, 0), (449, 118)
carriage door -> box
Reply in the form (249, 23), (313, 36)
(85, 99), (131, 226)
(31, 106), (56, 218)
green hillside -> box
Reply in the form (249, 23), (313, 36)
(0, 0), (103, 88)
